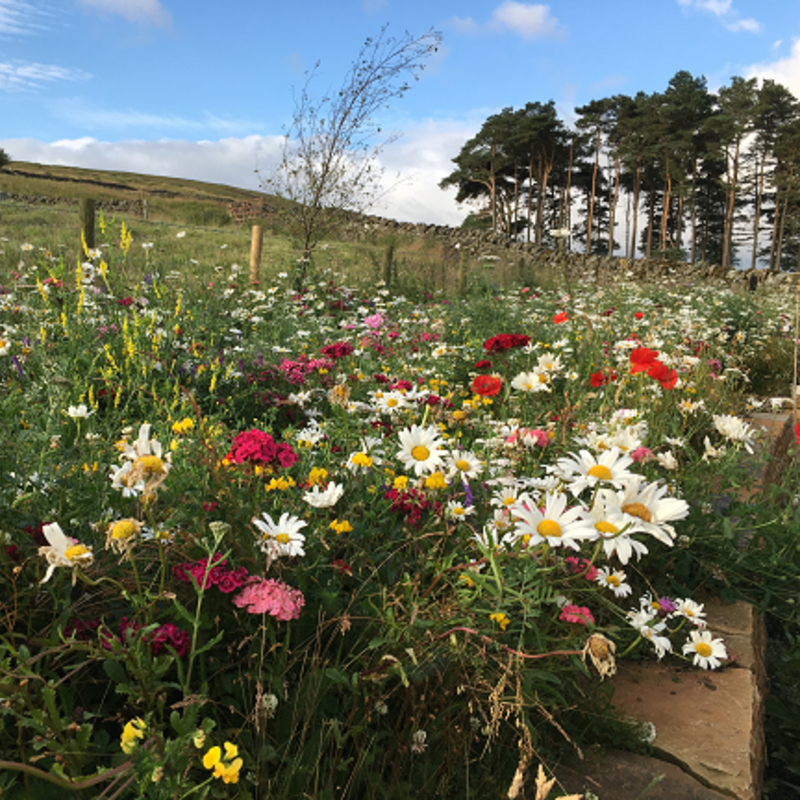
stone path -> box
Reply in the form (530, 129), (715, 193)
(555, 412), (793, 800)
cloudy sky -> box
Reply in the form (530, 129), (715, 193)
(1, 0), (799, 225)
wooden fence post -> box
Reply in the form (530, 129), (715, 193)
(249, 224), (263, 286)
(80, 198), (95, 257)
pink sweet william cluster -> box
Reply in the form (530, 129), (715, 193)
(232, 577), (305, 621)
(172, 555), (249, 594)
(320, 341), (354, 360)
(278, 354), (334, 385)
(224, 429), (299, 469)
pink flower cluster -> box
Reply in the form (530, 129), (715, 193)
(559, 605), (595, 626)
(172, 555), (249, 594)
(278, 355), (334, 385)
(232, 577), (305, 621)
(321, 341), (354, 360)
(224, 428), (299, 469)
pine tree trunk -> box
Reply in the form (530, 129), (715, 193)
(629, 164), (641, 261)
(752, 151), (765, 270)
(586, 129), (601, 254)
(769, 182), (781, 270)
(608, 157), (620, 256)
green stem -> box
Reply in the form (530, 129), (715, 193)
(179, 773), (216, 799)
(0, 758), (132, 790)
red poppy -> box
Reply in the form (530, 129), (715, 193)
(634, 312), (644, 320)
(553, 312), (569, 324)
(629, 347), (659, 374)
(471, 374), (503, 397)
(646, 360), (678, 390)
(473, 359), (493, 371)
(590, 370), (617, 388)
(794, 421), (800, 446)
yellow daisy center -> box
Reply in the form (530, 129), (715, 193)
(607, 575), (620, 587)
(275, 533), (291, 544)
(64, 544), (90, 560)
(111, 520), (139, 540)
(455, 459), (471, 472)
(595, 521), (619, 535)
(452, 506), (465, 515)
(387, 398), (398, 407)
(537, 519), (562, 538)
(137, 455), (165, 473)
(588, 464), (613, 480)
(411, 445), (430, 462)
(695, 642), (712, 658)
(622, 502), (652, 522)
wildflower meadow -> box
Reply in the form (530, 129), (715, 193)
(2, 211), (800, 798)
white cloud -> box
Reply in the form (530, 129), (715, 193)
(677, 0), (761, 33)
(490, 2), (562, 40)
(51, 99), (258, 135)
(450, 3), (563, 41)
(77, 0), (171, 27)
(362, 0), (388, 15)
(0, 121), (475, 225)
(0, 0), (54, 35)
(0, 60), (90, 91)
(746, 37), (800, 99)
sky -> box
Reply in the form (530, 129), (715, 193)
(1, 0), (800, 227)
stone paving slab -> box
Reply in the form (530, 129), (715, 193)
(555, 749), (733, 799)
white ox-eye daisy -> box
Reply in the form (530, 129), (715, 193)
(595, 566), (632, 597)
(396, 424), (448, 477)
(713, 414), (756, 454)
(253, 512), (307, 561)
(683, 629), (727, 669)
(38, 522), (94, 584)
(673, 598), (707, 628)
(510, 491), (593, 551)
(303, 482), (344, 509)
(612, 477), (689, 546)
(445, 450), (483, 481)
(584, 494), (649, 565)
(554, 447), (635, 497)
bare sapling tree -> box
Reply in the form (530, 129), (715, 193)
(265, 25), (442, 289)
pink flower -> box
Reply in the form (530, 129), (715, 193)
(630, 446), (653, 463)
(233, 577), (305, 621)
(559, 605), (594, 626)
(563, 556), (598, 581)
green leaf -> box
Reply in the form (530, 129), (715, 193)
(103, 658), (128, 684)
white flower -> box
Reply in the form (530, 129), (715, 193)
(712, 414), (756, 454)
(510, 370), (550, 393)
(303, 482), (344, 509)
(446, 500), (475, 522)
(656, 451), (678, 470)
(253, 512), (307, 560)
(683, 629), (727, 669)
(66, 404), (94, 420)
(176, 231), (186, 238)
(555, 447), (635, 497)
(702, 436), (726, 461)
(595, 566), (632, 597)
(627, 608), (672, 659)
(38, 522), (94, 584)
(410, 729), (427, 754)
(584, 494), (649, 565)
(614, 477), (689, 546)
(396, 424), (448, 477)
(374, 390), (409, 414)
(510, 491), (593, 551)
(445, 450), (483, 481)
(673, 598), (707, 628)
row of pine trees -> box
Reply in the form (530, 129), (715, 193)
(440, 71), (800, 270)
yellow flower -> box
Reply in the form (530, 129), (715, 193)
(329, 519), (353, 535)
(203, 742), (243, 784)
(489, 612), (510, 631)
(424, 471), (447, 490)
(393, 475), (409, 491)
(120, 717), (146, 754)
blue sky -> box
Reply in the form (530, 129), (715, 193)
(1, 0), (799, 225)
